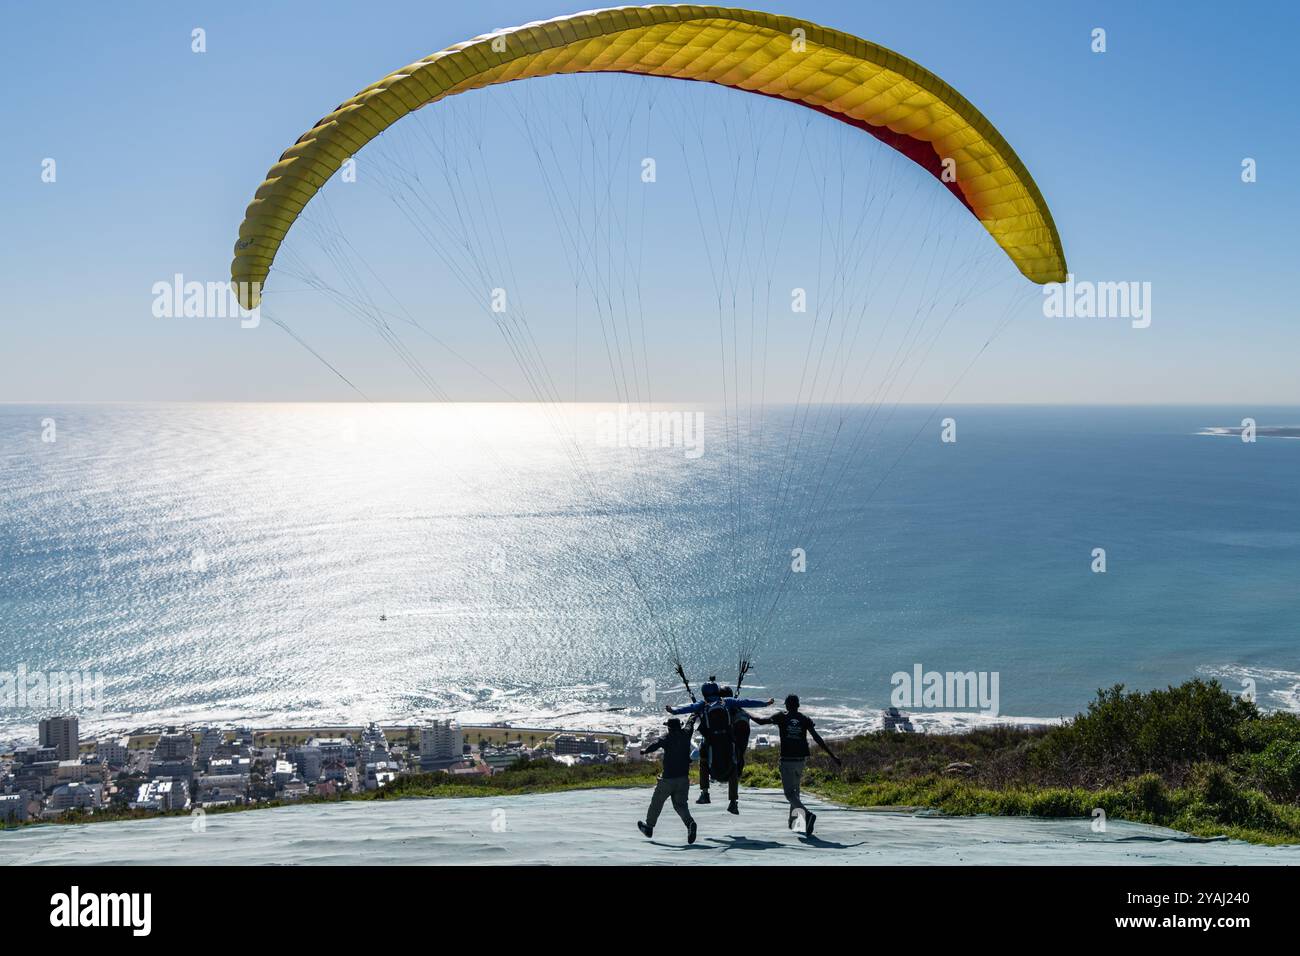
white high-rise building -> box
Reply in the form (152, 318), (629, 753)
(39, 715), (79, 761)
(419, 720), (464, 770)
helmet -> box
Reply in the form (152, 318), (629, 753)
(700, 681), (721, 700)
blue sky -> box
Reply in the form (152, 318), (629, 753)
(2, 0), (1297, 403)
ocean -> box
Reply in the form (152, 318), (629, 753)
(1, 402), (1297, 747)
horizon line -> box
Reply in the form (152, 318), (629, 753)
(4, 400), (1300, 408)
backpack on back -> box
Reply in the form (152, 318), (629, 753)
(701, 698), (735, 782)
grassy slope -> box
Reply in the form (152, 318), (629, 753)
(743, 758), (1300, 847)
(739, 682), (1300, 846)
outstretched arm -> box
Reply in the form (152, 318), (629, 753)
(750, 713), (775, 725)
(733, 697), (774, 710)
(643, 738), (663, 755)
(810, 728), (841, 765)
(665, 702), (701, 716)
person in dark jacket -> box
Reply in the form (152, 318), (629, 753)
(666, 680), (772, 808)
(751, 694), (840, 835)
(638, 718), (698, 843)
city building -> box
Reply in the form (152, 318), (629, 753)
(289, 745), (323, 783)
(10, 747), (59, 793)
(197, 727), (224, 766)
(39, 715), (79, 761)
(96, 736), (131, 767)
(55, 760), (97, 784)
(272, 760), (296, 788)
(320, 759), (349, 784)
(49, 781), (102, 812)
(14, 745), (57, 765)
(362, 759), (401, 790)
(277, 778), (308, 801)
(554, 734), (610, 757)
(305, 737), (356, 764)
(482, 748), (528, 771)
(419, 720), (464, 771)
(361, 722), (388, 749)
(216, 736), (254, 762)
(148, 758), (194, 782)
(131, 779), (190, 812)
(207, 756), (252, 778)
(153, 730), (195, 760)
(148, 728), (196, 782)
(195, 774), (248, 808)
(357, 722), (390, 767)
(451, 764), (491, 777)
(0, 792), (28, 823)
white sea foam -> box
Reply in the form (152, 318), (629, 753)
(1197, 424), (1300, 439)
(1198, 663), (1300, 713)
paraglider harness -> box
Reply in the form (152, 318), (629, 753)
(700, 693), (736, 783)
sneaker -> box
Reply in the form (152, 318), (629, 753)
(637, 821), (652, 838)
(805, 811), (817, 836)
(687, 820), (698, 844)
(695, 791), (711, 805)
(727, 800), (739, 815)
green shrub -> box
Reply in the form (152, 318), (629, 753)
(1129, 772), (1172, 816)
(1240, 711), (1300, 750)
(1241, 739), (1300, 803)
(1033, 679), (1258, 780)
(1027, 788), (1087, 817)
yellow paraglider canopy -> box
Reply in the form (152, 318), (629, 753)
(232, 4), (1066, 308)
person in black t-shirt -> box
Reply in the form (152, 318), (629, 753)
(751, 694), (840, 835)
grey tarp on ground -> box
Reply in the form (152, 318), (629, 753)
(3, 788), (1297, 865)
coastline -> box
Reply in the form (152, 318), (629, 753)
(7, 679), (1300, 847)
(0, 709), (1066, 757)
